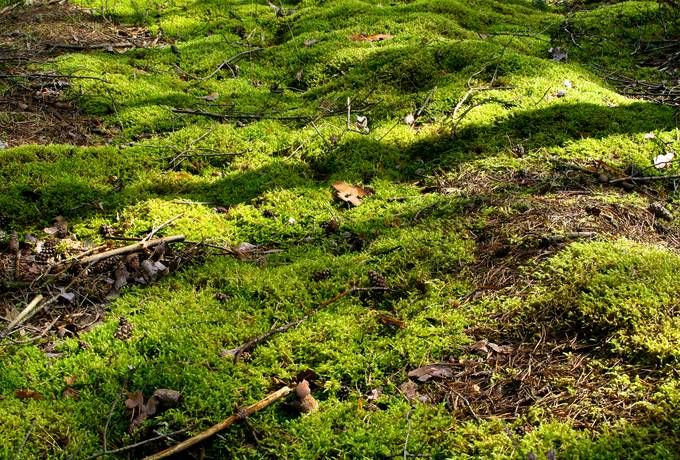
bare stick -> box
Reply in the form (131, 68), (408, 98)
(143, 386), (293, 460)
(221, 286), (389, 361)
(0, 73), (109, 83)
(171, 108), (307, 121)
(226, 318), (306, 362)
(143, 215), (184, 242)
(609, 174), (680, 184)
(85, 429), (188, 460)
(199, 48), (263, 81)
(77, 235), (186, 266)
(1, 295), (43, 338)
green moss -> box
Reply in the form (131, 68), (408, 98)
(1, 0), (680, 457)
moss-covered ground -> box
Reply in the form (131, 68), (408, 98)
(1, 0), (679, 458)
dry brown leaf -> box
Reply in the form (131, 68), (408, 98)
(407, 364), (454, 382)
(350, 33), (394, 42)
(399, 380), (419, 402)
(152, 388), (181, 405)
(332, 182), (373, 207)
(377, 313), (405, 329)
(15, 389), (44, 400)
(64, 375), (77, 386)
(63, 387), (80, 399)
(125, 388), (181, 431)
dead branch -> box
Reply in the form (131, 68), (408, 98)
(0, 73), (109, 83)
(225, 318), (306, 362)
(609, 174), (680, 184)
(49, 42), (135, 50)
(85, 429), (188, 460)
(171, 108), (307, 121)
(198, 48), (263, 81)
(142, 215), (184, 242)
(0, 295), (43, 338)
(75, 235), (186, 266)
(221, 286), (390, 361)
(143, 386), (293, 460)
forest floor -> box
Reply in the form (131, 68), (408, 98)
(0, 0), (679, 458)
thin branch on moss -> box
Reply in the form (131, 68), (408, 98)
(143, 386), (293, 460)
(172, 108), (308, 121)
(85, 429), (188, 460)
(0, 73), (109, 83)
(223, 286), (391, 362)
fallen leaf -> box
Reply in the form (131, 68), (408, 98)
(332, 182), (373, 207)
(350, 33), (394, 42)
(644, 132), (656, 140)
(407, 364), (454, 382)
(377, 313), (405, 328)
(152, 388), (181, 406)
(355, 115), (369, 133)
(469, 339), (489, 354)
(16, 389), (44, 400)
(63, 387), (80, 399)
(141, 259), (169, 282)
(64, 375), (77, 386)
(654, 151), (674, 169)
(125, 388), (180, 431)
(399, 380), (419, 402)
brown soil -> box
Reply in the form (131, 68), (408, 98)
(0, 1), (165, 147)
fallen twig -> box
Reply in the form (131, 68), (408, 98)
(85, 429), (188, 460)
(0, 295), (43, 339)
(142, 215), (184, 242)
(221, 286), (390, 361)
(609, 174), (680, 184)
(225, 318), (306, 362)
(199, 48), (263, 81)
(172, 108), (308, 121)
(143, 386), (293, 460)
(0, 73), (109, 83)
(76, 235), (186, 266)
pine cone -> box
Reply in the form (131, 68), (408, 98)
(214, 292), (230, 303)
(368, 270), (387, 289)
(94, 256), (122, 274)
(35, 239), (58, 263)
(312, 268), (332, 281)
(99, 224), (114, 237)
(114, 317), (133, 340)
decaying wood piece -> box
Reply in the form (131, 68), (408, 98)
(143, 386), (293, 460)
